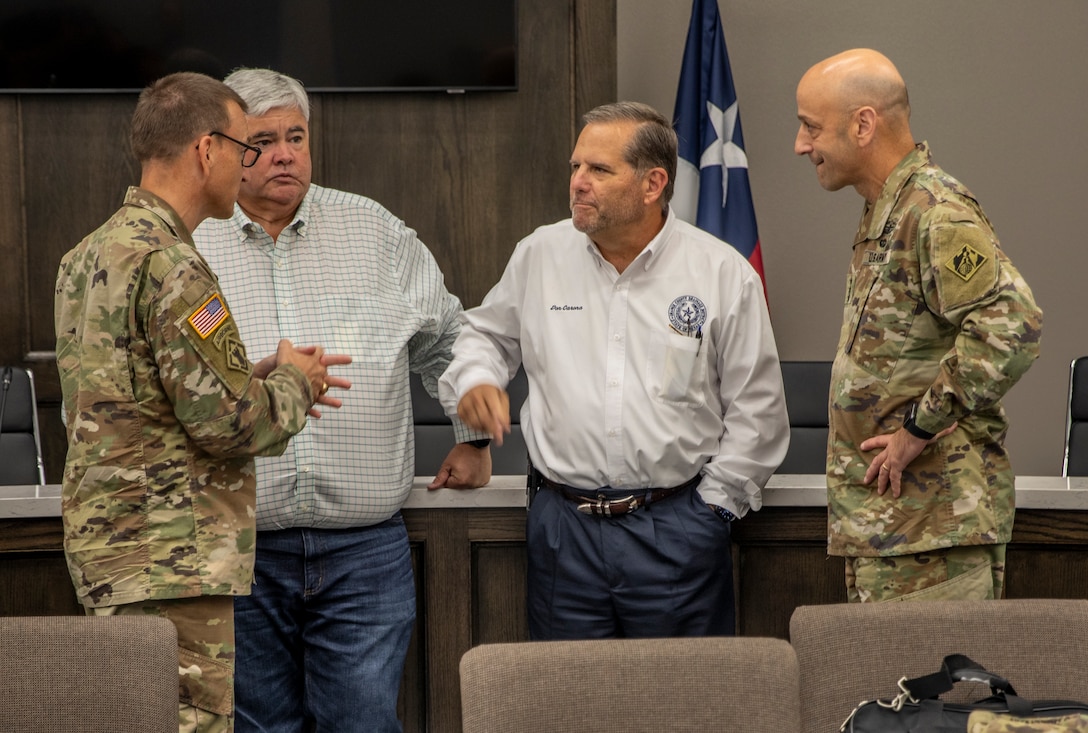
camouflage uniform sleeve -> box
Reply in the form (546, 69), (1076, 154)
(141, 248), (314, 457)
(914, 203), (1043, 433)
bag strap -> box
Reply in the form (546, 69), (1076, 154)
(902, 654), (1018, 700)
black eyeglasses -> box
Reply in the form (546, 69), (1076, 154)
(208, 131), (262, 168)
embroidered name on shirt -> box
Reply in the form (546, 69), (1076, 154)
(945, 244), (987, 282)
(550, 304), (583, 311)
(866, 250), (889, 265)
(188, 293), (229, 339)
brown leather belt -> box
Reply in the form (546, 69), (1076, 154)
(530, 469), (700, 517)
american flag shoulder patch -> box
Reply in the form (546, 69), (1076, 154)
(187, 293), (230, 339)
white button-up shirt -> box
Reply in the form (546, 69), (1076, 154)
(440, 209), (789, 517)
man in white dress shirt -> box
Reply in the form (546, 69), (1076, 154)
(440, 102), (789, 638)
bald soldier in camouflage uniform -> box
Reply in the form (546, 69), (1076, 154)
(55, 73), (343, 733)
(795, 50), (1042, 602)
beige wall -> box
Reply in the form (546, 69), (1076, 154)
(618, 0), (1088, 476)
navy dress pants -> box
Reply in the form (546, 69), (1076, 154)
(526, 483), (735, 639)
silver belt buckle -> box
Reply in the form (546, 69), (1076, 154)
(576, 494), (635, 516)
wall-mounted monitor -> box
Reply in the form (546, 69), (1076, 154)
(0, 0), (517, 93)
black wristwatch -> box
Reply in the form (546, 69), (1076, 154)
(465, 438), (491, 449)
(903, 403), (937, 441)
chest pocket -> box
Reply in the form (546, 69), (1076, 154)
(647, 330), (706, 406)
(843, 261), (918, 382)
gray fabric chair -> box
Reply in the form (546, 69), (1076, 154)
(790, 599), (1088, 733)
(460, 636), (801, 733)
(412, 368), (530, 476)
(0, 366), (46, 485)
(778, 361), (832, 474)
(0, 615), (179, 733)
(1065, 356), (1088, 476)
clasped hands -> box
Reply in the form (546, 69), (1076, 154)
(253, 339), (352, 418)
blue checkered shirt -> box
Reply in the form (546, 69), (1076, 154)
(194, 184), (472, 529)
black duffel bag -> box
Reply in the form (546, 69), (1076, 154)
(841, 653), (1088, 732)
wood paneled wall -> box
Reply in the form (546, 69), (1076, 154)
(0, 0), (617, 484)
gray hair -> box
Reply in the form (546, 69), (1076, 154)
(223, 68), (310, 121)
(582, 101), (677, 209)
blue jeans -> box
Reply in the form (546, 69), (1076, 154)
(234, 518), (416, 733)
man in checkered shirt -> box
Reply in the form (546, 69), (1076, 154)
(194, 68), (490, 733)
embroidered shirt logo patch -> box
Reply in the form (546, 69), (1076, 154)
(187, 293), (229, 339)
(668, 295), (707, 334)
(945, 244), (988, 282)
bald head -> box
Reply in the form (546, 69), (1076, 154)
(795, 49), (917, 201)
(801, 49), (911, 132)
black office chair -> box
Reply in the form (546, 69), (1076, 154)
(411, 369), (530, 476)
(1063, 356), (1088, 477)
(0, 366), (46, 485)
(778, 361), (833, 475)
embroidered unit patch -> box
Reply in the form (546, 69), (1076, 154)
(945, 244), (988, 282)
(187, 293), (229, 339)
(224, 335), (248, 371)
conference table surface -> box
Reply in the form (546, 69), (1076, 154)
(4, 474), (1088, 519)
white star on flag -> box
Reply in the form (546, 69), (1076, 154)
(699, 100), (748, 206)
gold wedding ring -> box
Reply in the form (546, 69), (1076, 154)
(320, 382), (329, 396)
(879, 464), (890, 472)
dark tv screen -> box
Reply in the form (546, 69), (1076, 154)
(0, 0), (517, 93)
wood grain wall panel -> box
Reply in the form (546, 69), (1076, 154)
(1005, 548), (1088, 599)
(20, 95), (138, 362)
(317, 0), (601, 309)
(0, 553), (81, 616)
(472, 543), (529, 644)
(574, 0), (618, 119)
(736, 546), (844, 639)
(399, 543), (427, 733)
(0, 97), (24, 364)
(407, 509), (473, 733)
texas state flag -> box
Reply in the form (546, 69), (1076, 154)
(672, 0), (765, 289)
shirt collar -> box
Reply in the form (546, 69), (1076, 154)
(124, 186), (193, 243)
(582, 206), (677, 272)
(856, 141), (932, 244)
(235, 184), (317, 240)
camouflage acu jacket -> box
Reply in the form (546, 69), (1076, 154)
(828, 144), (1042, 557)
(54, 187), (315, 607)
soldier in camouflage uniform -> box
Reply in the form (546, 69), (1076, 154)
(54, 72), (344, 733)
(794, 49), (1043, 602)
